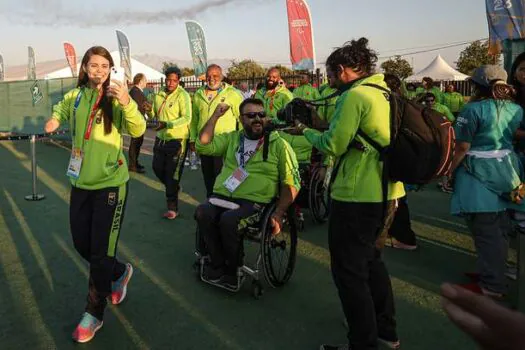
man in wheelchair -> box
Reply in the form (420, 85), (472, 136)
(195, 98), (301, 288)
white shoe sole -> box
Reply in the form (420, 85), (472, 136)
(73, 321), (103, 343)
(113, 264), (134, 305)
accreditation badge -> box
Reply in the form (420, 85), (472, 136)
(66, 147), (83, 179)
(223, 167), (249, 193)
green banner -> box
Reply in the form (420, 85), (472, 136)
(185, 21), (208, 77)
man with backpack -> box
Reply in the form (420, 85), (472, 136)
(295, 38), (404, 350)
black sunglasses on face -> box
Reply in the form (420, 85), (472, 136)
(425, 99), (435, 103)
(242, 112), (266, 119)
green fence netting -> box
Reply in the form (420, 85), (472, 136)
(0, 77), (77, 134)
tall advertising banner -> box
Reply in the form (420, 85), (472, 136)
(63, 42), (78, 77)
(286, 0), (315, 71)
(486, 0), (525, 54)
(0, 54), (4, 81)
(185, 21), (208, 79)
(28, 46), (36, 80)
(116, 30), (132, 83)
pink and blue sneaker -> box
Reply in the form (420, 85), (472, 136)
(72, 312), (103, 343)
(111, 263), (134, 305)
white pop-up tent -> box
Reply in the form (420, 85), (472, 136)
(44, 51), (165, 81)
(406, 55), (469, 82)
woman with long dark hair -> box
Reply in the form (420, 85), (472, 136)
(44, 46), (146, 342)
(448, 65), (524, 298)
(510, 52), (525, 107)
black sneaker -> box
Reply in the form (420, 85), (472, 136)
(319, 345), (350, 350)
(204, 266), (224, 283)
(137, 163), (145, 170)
(220, 274), (238, 289)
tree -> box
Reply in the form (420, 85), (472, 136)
(456, 40), (501, 75)
(273, 64), (294, 76)
(380, 55), (413, 80)
(161, 61), (179, 73)
(226, 59), (266, 79)
(181, 67), (195, 77)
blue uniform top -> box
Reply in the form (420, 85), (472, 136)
(451, 99), (525, 214)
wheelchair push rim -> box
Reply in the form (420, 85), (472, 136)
(261, 204), (298, 288)
(308, 166), (330, 223)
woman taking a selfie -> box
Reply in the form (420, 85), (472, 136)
(44, 46), (146, 343)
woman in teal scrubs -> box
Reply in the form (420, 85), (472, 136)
(448, 65), (524, 298)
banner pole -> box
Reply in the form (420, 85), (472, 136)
(25, 135), (45, 201)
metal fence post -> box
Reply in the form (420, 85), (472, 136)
(25, 135), (45, 201)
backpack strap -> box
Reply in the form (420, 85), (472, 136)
(262, 131), (270, 162)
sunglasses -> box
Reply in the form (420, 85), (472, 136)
(425, 99), (435, 103)
(242, 112), (266, 119)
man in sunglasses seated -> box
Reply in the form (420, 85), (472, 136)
(195, 98), (301, 287)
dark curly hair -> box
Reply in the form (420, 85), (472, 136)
(471, 80), (515, 102)
(325, 37), (377, 76)
(164, 66), (182, 79)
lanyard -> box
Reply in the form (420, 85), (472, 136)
(266, 88), (277, 111)
(157, 95), (169, 116)
(72, 89), (103, 141)
(239, 133), (264, 168)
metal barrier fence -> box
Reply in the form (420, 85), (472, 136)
(145, 70), (324, 94)
(0, 130), (69, 200)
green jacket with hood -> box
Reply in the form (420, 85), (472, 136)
(150, 85), (192, 141)
(52, 87), (146, 190)
(254, 85), (294, 119)
(293, 83), (320, 101)
(190, 83), (243, 143)
(196, 130), (301, 204)
(303, 74), (405, 203)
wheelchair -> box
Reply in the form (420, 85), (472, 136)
(294, 149), (331, 230)
(194, 200), (298, 299)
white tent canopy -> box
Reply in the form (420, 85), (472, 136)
(406, 55), (469, 82)
(44, 51), (165, 82)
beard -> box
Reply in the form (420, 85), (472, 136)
(244, 121), (265, 140)
(207, 82), (221, 90)
(266, 80), (277, 90)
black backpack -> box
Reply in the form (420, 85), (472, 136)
(332, 83), (455, 217)
(359, 83), (455, 184)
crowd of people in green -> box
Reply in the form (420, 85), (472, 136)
(43, 41), (525, 350)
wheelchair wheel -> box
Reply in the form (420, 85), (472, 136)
(308, 166), (330, 223)
(261, 204), (298, 288)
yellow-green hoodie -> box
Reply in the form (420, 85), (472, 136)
(150, 85), (192, 141)
(254, 85), (294, 119)
(293, 83), (320, 101)
(190, 83), (243, 143)
(52, 87), (146, 190)
(304, 74), (405, 203)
